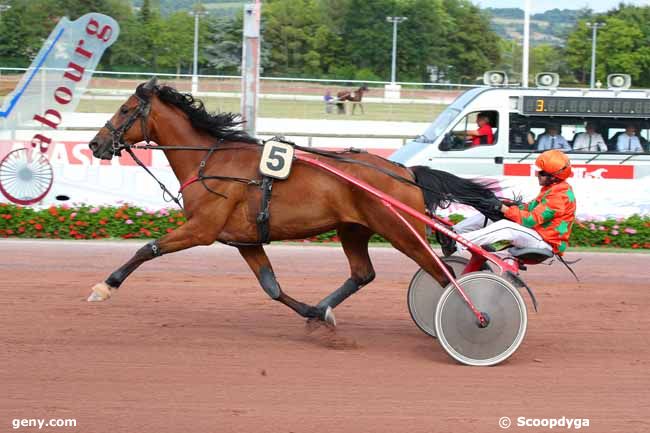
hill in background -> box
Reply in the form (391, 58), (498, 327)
(485, 7), (589, 46)
(131, 2), (584, 47)
(132, 0), (246, 17)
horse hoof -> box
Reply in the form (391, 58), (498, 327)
(87, 282), (114, 302)
(323, 306), (337, 327)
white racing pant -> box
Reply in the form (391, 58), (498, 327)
(453, 213), (553, 252)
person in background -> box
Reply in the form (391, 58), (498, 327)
(572, 122), (607, 152)
(464, 113), (494, 146)
(536, 125), (571, 151)
(615, 124), (643, 152)
(323, 90), (335, 114)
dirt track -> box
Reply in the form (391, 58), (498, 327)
(1, 240), (648, 433)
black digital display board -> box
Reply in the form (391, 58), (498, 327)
(522, 96), (650, 117)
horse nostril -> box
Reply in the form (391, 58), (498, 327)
(89, 140), (99, 151)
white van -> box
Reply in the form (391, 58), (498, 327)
(390, 87), (650, 217)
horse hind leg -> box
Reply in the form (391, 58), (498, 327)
(315, 224), (375, 326)
(238, 245), (330, 322)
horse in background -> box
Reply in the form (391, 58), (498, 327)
(336, 85), (369, 115)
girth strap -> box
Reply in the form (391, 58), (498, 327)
(256, 176), (274, 244)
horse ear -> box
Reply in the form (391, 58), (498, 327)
(142, 76), (158, 93)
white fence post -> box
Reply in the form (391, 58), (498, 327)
(241, 2), (261, 137)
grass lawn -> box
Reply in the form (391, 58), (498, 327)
(77, 97), (446, 123)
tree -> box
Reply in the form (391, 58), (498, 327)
(262, 0), (342, 76)
(442, 0), (501, 83)
(565, 5), (650, 87)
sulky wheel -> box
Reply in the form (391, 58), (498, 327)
(408, 256), (491, 338)
(434, 272), (527, 366)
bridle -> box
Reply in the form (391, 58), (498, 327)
(104, 92), (152, 156)
(98, 88), (261, 209)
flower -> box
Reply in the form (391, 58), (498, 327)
(588, 223), (596, 231)
(611, 230), (619, 236)
(603, 236), (611, 245)
(89, 207), (100, 214)
(599, 226), (606, 231)
(613, 225), (619, 229)
(136, 211), (143, 217)
(624, 228), (637, 234)
(34, 224), (43, 231)
(70, 212), (77, 219)
(125, 219), (134, 225)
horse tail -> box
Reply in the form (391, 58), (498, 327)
(410, 166), (502, 220)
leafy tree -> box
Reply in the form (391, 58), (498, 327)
(442, 0), (501, 83)
(566, 5), (650, 87)
(262, 0), (342, 76)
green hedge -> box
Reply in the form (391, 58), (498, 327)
(1, 203), (649, 249)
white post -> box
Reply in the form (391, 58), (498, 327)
(390, 19), (398, 84)
(522, 0), (530, 87)
(192, 12), (199, 94)
(241, 2), (261, 136)
(385, 16), (406, 99)
(587, 22), (605, 88)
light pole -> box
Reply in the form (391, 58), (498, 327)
(522, 0), (530, 87)
(190, 4), (207, 94)
(586, 21), (605, 89)
(386, 16), (407, 84)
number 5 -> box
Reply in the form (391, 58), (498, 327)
(266, 146), (287, 171)
(259, 141), (294, 179)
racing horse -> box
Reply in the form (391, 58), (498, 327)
(336, 85), (369, 115)
(87, 77), (501, 326)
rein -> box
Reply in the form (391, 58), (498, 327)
(103, 84), (499, 212)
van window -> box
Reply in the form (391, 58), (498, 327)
(439, 110), (498, 151)
(509, 115), (611, 153)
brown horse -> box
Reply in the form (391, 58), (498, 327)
(87, 77), (499, 326)
(336, 85), (369, 115)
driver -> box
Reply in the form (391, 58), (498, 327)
(464, 113), (494, 146)
(439, 150), (576, 256)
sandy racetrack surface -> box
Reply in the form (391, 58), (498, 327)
(1, 240), (648, 433)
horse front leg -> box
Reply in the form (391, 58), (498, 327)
(87, 218), (218, 302)
(238, 245), (333, 324)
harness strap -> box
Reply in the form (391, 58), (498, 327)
(256, 176), (274, 244)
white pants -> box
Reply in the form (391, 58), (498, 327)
(453, 213), (552, 251)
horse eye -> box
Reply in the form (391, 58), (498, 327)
(120, 106), (129, 114)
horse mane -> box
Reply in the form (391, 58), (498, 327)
(139, 84), (258, 144)
(410, 166), (503, 220)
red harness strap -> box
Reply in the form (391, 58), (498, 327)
(179, 175), (199, 193)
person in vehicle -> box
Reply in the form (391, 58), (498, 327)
(572, 122), (607, 152)
(438, 150), (576, 256)
(464, 113), (494, 146)
(615, 125), (644, 152)
(536, 125), (571, 151)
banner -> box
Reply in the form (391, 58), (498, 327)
(0, 13), (119, 204)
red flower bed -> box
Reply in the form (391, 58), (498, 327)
(0, 203), (648, 249)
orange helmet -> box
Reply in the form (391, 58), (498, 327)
(535, 150), (572, 180)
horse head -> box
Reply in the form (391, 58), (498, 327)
(89, 77), (158, 160)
